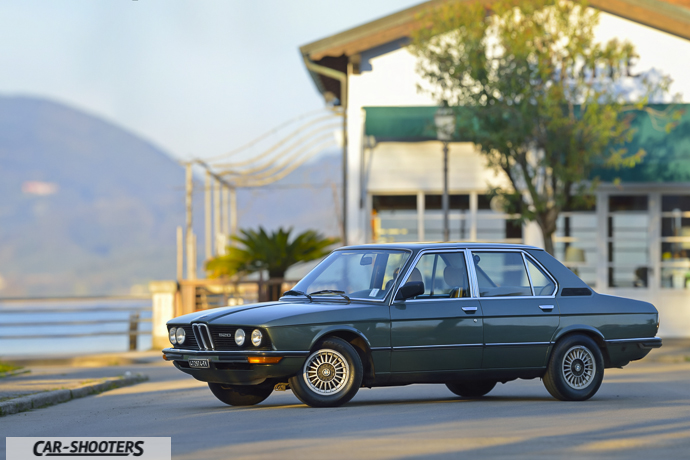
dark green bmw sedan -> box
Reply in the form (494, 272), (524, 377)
(163, 243), (661, 408)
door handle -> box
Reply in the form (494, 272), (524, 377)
(539, 305), (555, 311)
(462, 306), (478, 313)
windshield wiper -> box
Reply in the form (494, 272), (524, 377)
(282, 290), (312, 301)
(307, 290), (351, 302)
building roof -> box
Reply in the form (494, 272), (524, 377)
(300, 0), (690, 101)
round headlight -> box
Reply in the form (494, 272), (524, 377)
(251, 329), (263, 347)
(175, 327), (186, 345)
(169, 327), (177, 345)
(235, 328), (245, 346)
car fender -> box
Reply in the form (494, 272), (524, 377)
(309, 325), (373, 352)
(552, 324), (606, 345)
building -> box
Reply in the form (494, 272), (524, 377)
(299, 0), (690, 337)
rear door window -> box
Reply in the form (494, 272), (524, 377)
(472, 251), (532, 297)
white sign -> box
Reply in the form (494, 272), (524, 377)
(6, 438), (171, 460)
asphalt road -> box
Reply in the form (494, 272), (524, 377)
(2, 359), (689, 460)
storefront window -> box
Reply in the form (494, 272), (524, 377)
(608, 195), (649, 288)
(555, 213), (597, 287)
(475, 195), (522, 243)
(371, 195), (418, 243)
(660, 195), (690, 289)
(424, 194), (470, 241)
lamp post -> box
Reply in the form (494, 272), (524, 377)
(435, 107), (455, 242)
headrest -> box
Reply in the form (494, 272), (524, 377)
(444, 266), (466, 287)
(408, 268), (423, 284)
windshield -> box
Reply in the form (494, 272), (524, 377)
(290, 249), (410, 300)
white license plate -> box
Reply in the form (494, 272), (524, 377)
(189, 359), (210, 368)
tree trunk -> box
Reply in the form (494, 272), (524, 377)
(267, 271), (286, 302)
(542, 231), (555, 256)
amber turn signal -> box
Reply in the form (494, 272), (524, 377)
(162, 354), (170, 361)
(247, 356), (282, 364)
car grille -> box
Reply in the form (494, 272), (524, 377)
(173, 324), (270, 351)
(173, 325), (198, 349)
(210, 326), (241, 349)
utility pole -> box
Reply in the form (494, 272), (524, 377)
(229, 187), (238, 245)
(185, 163), (196, 279)
(213, 177), (221, 255)
(204, 171), (212, 260)
(342, 87), (348, 246)
(222, 185), (229, 239)
(442, 142), (450, 242)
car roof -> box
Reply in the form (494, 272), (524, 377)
(336, 242), (544, 251)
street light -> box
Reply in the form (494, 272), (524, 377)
(435, 107), (455, 242)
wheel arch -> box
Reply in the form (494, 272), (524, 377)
(310, 326), (375, 386)
(551, 325), (610, 366)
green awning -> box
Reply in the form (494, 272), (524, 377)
(363, 104), (690, 183)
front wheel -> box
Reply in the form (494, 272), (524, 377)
(446, 380), (496, 398)
(543, 334), (604, 401)
(289, 337), (363, 407)
(208, 381), (274, 406)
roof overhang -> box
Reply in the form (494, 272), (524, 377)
(300, 0), (690, 102)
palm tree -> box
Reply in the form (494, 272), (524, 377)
(206, 227), (339, 301)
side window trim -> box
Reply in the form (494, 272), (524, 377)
(523, 252), (558, 297)
(467, 249), (559, 299)
(394, 249), (473, 301)
(522, 252), (536, 297)
(465, 248), (480, 299)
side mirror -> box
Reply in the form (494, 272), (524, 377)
(395, 281), (424, 300)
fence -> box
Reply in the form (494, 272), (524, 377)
(0, 296), (152, 353)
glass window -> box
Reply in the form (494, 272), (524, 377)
(525, 257), (556, 296)
(472, 251), (531, 297)
(372, 195), (417, 243)
(555, 212), (597, 287)
(476, 194), (522, 243)
(292, 250), (410, 300)
(403, 252), (470, 299)
(660, 195), (690, 289)
(424, 194), (470, 241)
(608, 195), (649, 288)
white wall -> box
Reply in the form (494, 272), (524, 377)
(344, 10), (690, 246)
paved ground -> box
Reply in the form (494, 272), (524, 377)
(1, 352), (689, 459)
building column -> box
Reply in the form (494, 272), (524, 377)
(596, 191), (609, 293)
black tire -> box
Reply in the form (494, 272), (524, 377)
(446, 380), (497, 398)
(288, 337), (363, 408)
(208, 380), (274, 406)
(543, 334), (604, 401)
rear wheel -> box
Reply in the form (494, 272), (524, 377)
(289, 337), (363, 407)
(543, 334), (604, 401)
(446, 380), (497, 398)
(208, 381), (274, 406)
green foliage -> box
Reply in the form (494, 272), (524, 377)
(205, 227), (339, 280)
(0, 361), (22, 374)
(410, 0), (679, 253)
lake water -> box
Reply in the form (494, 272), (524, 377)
(0, 299), (152, 357)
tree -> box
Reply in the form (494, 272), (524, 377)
(205, 227), (339, 301)
(411, 0), (680, 254)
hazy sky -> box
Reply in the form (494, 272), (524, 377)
(1, 0), (689, 162)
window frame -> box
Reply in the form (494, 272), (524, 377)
(394, 248), (559, 302)
(291, 248), (413, 303)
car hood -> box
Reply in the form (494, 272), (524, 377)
(168, 300), (386, 327)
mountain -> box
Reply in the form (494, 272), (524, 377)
(0, 96), (340, 296)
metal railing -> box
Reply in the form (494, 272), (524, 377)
(0, 297), (152, 352)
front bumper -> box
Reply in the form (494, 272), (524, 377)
(162, 348), (309, 385)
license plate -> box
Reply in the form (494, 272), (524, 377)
(189, 359), (210, 368)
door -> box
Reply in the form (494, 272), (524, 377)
(391, 250), (483, 373)
(471, 250), (559, 369)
